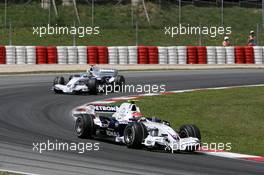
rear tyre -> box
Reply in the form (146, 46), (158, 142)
(179, 124), (201, 152)
(87, 78), (97, 95)
(124, 122), (148, 148)
(75, 114), (95, 139)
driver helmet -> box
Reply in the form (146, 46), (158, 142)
(89, 65), (94, 72)
(132, 112), (143, 118)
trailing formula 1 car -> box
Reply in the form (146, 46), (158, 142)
(52, 66), (125, 95)
(72, 101), (201, 152)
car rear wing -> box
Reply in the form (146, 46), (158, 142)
(72, 104), (119, 118)
(89, 67), (118, 78)
(94, 105), (118, 113)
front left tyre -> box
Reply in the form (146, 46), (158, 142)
(75, 114), (95, 138)
(124, 122), (148, 148)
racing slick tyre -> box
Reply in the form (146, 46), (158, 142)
(53, 76), (65, 85)
(115, 75), (125, 91)
(179, 124), (201, 152)
(179, 124), (201, 140)
(75, 114), (95, 139)
(53, 76), (65, 94)
(124, 122), (148, 149)
(87, 78), (98, 95)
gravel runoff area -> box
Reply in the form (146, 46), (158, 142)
(0, 64), (264, 74)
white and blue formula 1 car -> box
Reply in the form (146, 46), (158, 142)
(52, 66), (125, 95)
(72, 101), (201, 152)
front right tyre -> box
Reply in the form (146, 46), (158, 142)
(87, 78), (98, 95)
(53, 76), (65, 85)
(114, 75), (125, 91)
(179, 124), (201, 152)
(53, 76), (65, 94)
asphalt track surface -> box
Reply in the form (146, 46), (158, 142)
(0, 69), (264, 175)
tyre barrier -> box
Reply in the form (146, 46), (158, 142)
(57, 46), (68, 64)
(158, 47), (168, 64)
(47, 46), (58, 64)
(0, 46), (6, 64)
(253, 46), (263, 64)
(245, 46), (254, 64)
(216, 46), (226, 64)
(177, 46), (187, 64)
(206, 46), (216, 64)
(36, 46), (47, 64)
(187, 46), (198, 64)
(148, 46), (158, 64)
(167, 46), (178, 64)
(128, 46), (137, 64)
(97, 46), (108, 64)
(197, 46), (207, 64)
(26, 46), (36, 64)
(108, 47), (118, 64)
(0, 46), (263, 65)
(77, 46), (87, 64)
(67, 46), (78, 64)
(225, 46), (235, 64)
(16, 46), (26, 64)
(5, 46), (16, 64)
(235, 46), (246, 64)
(118, 46), (128, 64)
(138, 46), (148, 64)
(87, 46), (98, 64)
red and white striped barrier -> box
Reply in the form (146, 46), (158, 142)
(36, 46), (47, 64)
(138, 46), (149, 64)
(5, 46), (16, 64)
(26, 46), (36, 64)
(148, 46), (158, 64)
(167, 46), (177, 64)
(128, 46), (137, 64)
(77, 46), (87, 64)
(87, 46), (98, 64)
(57, 46), (67, 64)
(0, 46), (263, 65)
(0, 46), (6, 64)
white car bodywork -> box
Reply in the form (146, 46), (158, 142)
(88, 67), (117, 83)
(53, 76), (89, 93)
(73, 102), (201, 152)
(52, 67), (122, 94)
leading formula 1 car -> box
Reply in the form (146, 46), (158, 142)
(52, 66), (125, 95)
(72, 101), (201, 152)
